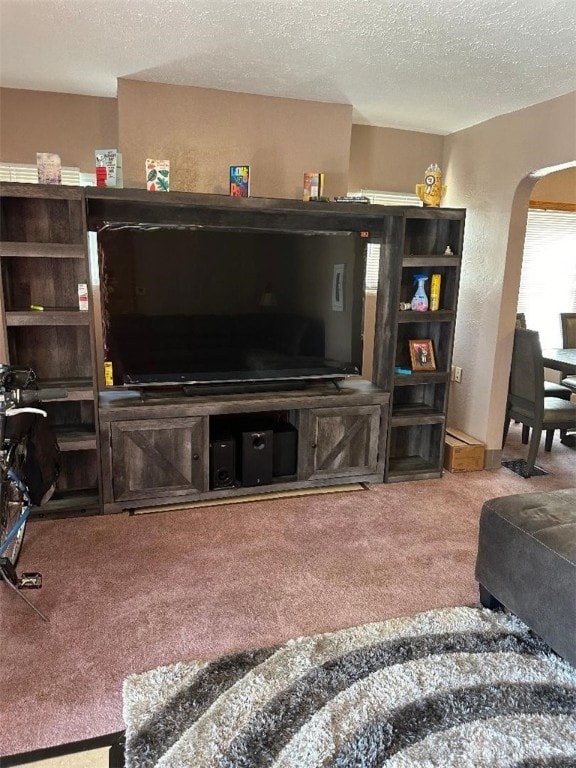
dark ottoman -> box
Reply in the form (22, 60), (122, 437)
(475, 488), (576, 666)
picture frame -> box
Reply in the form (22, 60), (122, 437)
(409, 339), (436, 371)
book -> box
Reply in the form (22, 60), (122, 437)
(36, 153), (61, 184)
(230, 165), (250, 197)
(78, 283), (89, 311)
(303, 172), (324, 202)
(146, 159), (170, 192)
(95, 149), (123, 188)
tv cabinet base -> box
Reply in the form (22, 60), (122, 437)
(98, 380), (389, 514)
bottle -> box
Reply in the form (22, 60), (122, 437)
(430, 274), (441, 311)
(411, 274), (429, 311)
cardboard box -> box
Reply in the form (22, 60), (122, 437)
(443, 427), (485, 472)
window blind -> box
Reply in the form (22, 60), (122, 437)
(358, 189), (420, 289)
(517, 208), (576, 348)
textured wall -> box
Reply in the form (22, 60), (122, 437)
(531, 167), (576, 204)
(349, 125), (444, 193)
(117, 79), (353, 198)
(443, 91), (576, 459)
(0, 88), (117, 171)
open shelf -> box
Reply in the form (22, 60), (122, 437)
(386, 422), (445, 482)
(0, 183), (99, 517)
(31, 488), (101, 520)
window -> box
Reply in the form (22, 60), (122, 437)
(517, 209), (576, 348)
(358, 190), (420, 289)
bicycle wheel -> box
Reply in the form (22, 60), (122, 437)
(0, 443), (29, 566)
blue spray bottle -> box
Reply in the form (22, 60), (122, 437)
(411, 274), (429, 311)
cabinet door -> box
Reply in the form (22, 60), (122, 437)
(111, 417), (208, 501)
(300, 405), (383, 480)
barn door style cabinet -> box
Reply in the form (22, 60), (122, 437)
(98, 381), (388, 514)
(0, 183), (100, 517)
(0, 182), (465, 517)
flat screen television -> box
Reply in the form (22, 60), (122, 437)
(96, 222), (367, 391)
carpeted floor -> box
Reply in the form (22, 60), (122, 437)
(1, 422), (575, 760)
(123, 606), (576, 767)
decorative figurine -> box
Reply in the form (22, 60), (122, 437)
(416, 163), (446, 207)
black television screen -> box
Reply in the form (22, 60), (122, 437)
(97, 223), (367, 389)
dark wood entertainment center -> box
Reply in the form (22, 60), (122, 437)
(0, 183), (465, 517)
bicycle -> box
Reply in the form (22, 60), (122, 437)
(0, 364), (62, 621)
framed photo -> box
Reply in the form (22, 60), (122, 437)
(409, 339), (436, 371)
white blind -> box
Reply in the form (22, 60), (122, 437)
(0, 163), (96, 186)
(517, 208), (576, 348)
(358, 189), (420, 289)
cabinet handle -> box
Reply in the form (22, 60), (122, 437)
(193, 453), (199, 460)
(312, 443), (317, 449)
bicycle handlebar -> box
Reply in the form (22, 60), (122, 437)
(18, 388), (65, 404)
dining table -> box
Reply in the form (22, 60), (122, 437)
(542, 348), (576, 376)
(542, 348), (576, 448)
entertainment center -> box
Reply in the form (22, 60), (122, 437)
(0, 183), (465, 517)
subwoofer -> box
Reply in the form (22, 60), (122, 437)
(273, 422), (298, 477)
(240, 429), (273, 486)
(209, 435), (236, 489)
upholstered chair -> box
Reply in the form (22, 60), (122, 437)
(503, 329), (576, 476)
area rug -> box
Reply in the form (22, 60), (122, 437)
(123, 606), (576, 767)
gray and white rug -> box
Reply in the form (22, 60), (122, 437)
(123, 606), (576, 767)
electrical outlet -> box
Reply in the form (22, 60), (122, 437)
(450, 365), (456, 381)
(454, 366), (462, 383)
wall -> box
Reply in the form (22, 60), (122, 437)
(443, 91), (576, 466)
(117, 80), (353, 198)
(7, 83), (572, 465)
(531, 167), (576, 204)
(349, 125), (444, 193)
(0, 88), (117, 171)
(0, 86), (438, 196)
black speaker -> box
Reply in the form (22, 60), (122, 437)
(209, 435), (236, 489)
(273, 423), (298, 477)
(240, 429), (273, 486)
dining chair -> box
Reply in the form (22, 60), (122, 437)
(513, 315), (571, 444)
(561, 313), (576, 348)
(503, 329), (576, 476)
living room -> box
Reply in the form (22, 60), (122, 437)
(1, 1), (575, 766)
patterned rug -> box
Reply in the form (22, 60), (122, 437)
(123, 606), (576, 767)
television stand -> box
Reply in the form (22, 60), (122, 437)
(98, 378), (389, 514)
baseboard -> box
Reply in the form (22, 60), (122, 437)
(134, 482), (367, 515)
(484, 448), (502, 471)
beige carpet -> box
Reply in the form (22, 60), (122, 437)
(2, 421), (574, 760)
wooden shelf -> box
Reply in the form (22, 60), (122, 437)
(1, 183), (100, 516)
(0, 242), (85, 258)
(6, 310), (90, 326)
(394, 371), (450, 386)
(30, 488), (101, 519)
(55, 426), (97, 452)
(36, 378), (94, 401)
(386, 454), (442, 481)
(403, 255), (460, 267)
(391, 404), (445, 427)
(397, 310), (454, 322)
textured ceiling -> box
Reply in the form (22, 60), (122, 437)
(1, 0), (575, 134)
